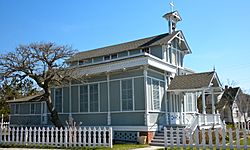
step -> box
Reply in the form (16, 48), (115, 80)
(150, 142), (165, 147)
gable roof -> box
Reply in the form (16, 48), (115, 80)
(68, 30), (190, 62)
(168, 71), (217, 90)
(221, 87), (240, 100)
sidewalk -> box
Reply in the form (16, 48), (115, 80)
(130, 146), (164, 150)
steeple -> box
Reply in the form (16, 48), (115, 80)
(162, 1), (182, 34)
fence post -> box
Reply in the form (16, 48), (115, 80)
(202, 128), (206, 150)
(20, 127), (23, 146)
(164, 127), (167, 148)
(109, 127), (113, 148)
(103, 127), (106, 147)
(208, 129), (212, 149)
(98, 127), (101, 147)
(228, 128), (233, 149)
(28, 127), (32, 146)
(236, 128), (240, 149)
(42, 127), (45, 147)
(73, 127), (77, 147)
(182, 129), (186, 149)
(60, 127), (63, 147)
(195, 129), (199, 149)
(55, 127), (58, 147)
(222, 128), (226, 150)
(243, 128), (247, 149)
(170, 127), (174, 149)
(176, 127), (180, 148)
(83, 127), (86, 147)
(12, 127), (16, 145)
(46, 127), (50, 146)
(64, 127), (68, 148)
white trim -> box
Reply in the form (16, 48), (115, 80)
(112, 125), (158, 132)
(143, 67), (149, 126)
(107, 73), (111, 125)
(88, 84), (90, 112)
(132, 78), (135, 111)
(119, 80), (122, 112)
(98, 83), (100, 112)
(78, 84), (80, 113)
(69, 81), (72, 116)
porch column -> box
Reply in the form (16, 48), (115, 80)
(69, 81), (72, 117)
(107, 73), (111, 125)
(211, 89), (215, 114)
(164, 72), (169, 124)
(202, 90), (206, 114)
(144, 66), (149, 126)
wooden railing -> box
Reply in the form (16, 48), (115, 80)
(0, 126), (112, 148)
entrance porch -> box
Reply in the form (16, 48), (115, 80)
(165, 71), (225, 130)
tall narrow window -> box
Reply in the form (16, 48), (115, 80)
(14, 104), (20, 114)
(55, 88), (62, 113)
(80, 85), (88, 112)
(122, 79), (133, 111)
(31, 103), (35, 114)
(169, 48), (172, 64)
(186, 93), (193, 112)
(153, 80), (160, 110)
(89, 84), (99, 112)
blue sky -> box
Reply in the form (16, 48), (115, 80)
(0, 0), (250, 92)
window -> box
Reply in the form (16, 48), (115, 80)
(129, 49), (141, 55)
(80, 85), (88, 112)
(14, 104), (20, 114)
(31, 103), (35, 114)
(168, 48), (172, 63)
(111, 53), (118, 59)
(104, 55), (110, 60)
(142, 47), (150, 53)
(89, 84), (99, 112)
(80, 84), (99, 112)
(93, 56), (103, 63)
(121, 79), (133, 111)
(152, 80), (160, 110)
(118, 51), (128, 57)
(186, 93), (193, 112)
(171, 49), (177, 65)
(55, 88), (62, 113)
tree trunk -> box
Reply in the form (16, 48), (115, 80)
(44, 93), (63, 128)
(229, 106), (235, 127)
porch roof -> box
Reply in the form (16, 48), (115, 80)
(7, 94), (44, 103)
(168, 71), (221, 91)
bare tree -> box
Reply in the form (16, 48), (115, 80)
(0, 42), (76, 127)
(237, 93), (250, 123)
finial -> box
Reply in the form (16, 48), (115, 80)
(169, 0), (174, 12)
(213, 66), (216, 72)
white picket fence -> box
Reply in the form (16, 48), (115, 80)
(164, 127), (250, 149)
(0, 126), (112, 148)
(0, 122), (9, 129)
(235, 122), (250, 131)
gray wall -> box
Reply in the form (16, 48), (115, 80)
(73, 114), (107, 126)
(111, 112), (144, 126)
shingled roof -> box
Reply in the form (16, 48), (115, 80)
(68, 31), (181, 62)
(7, 94), (44, 103)
(168, 71), (216, 90)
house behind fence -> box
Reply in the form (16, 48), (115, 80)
(0, 126), (112, 148)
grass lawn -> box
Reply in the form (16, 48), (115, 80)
(0, 144), (149, 150)
(78, 144), (148, 150)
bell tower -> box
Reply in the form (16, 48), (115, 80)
(162, 1), (182, 34)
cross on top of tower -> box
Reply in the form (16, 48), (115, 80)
(169, 0), (174, 12)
